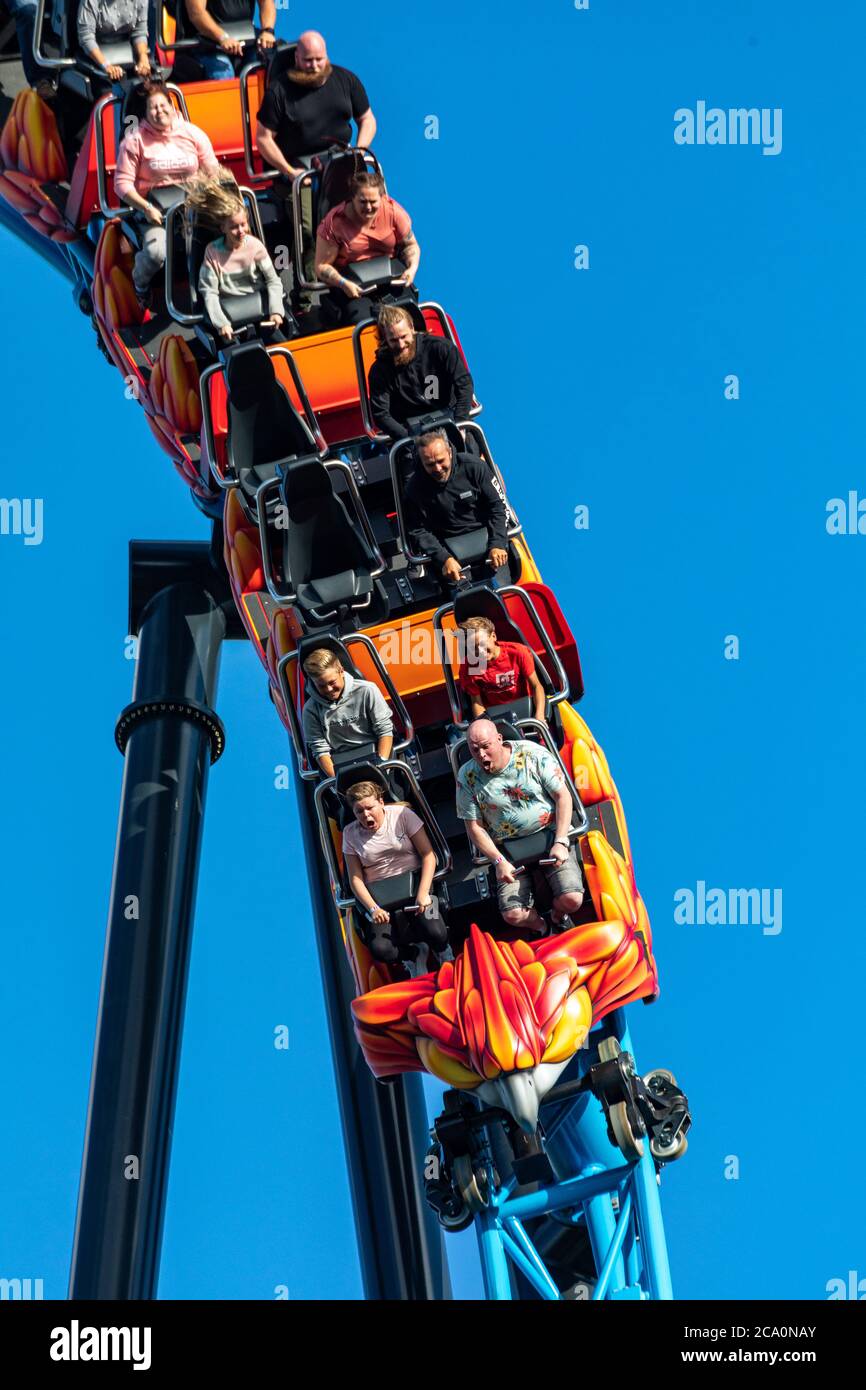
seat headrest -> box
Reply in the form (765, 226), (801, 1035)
(496, 720), (522, 742)
(265, 43), (299, 88)
(225, 341), (277, 409)
(283, 457), (332, 503)
(335, 761), (389, 801)
(454, 583), (507, 627)
(406, 411), (461, 443)
(120, 80), (151, 126)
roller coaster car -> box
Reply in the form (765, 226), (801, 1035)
(390, 417), (520, 585)
(208, 344), (387, 624)
(348, 685), (664, 1140)
(1, 11), (689, 1301)
(433, 581), (577, 738)
(277, 631), (414, 781)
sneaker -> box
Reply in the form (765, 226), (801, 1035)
(133, 282), (152, 313)
(550, 911), (573, 933)
(34, 79), (57, 102)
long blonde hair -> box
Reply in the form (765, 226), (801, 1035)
(184, 170), (245, 238)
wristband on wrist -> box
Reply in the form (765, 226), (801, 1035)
(492, 854), (504, 866)
(259, 25), (274, 33)
(554, 837), (569, 848)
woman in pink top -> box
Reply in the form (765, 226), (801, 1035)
(186, 176), (285, 342)
(114, 79), (220, 304)
(341, 780), (447, 966)
(314, 170), (421, 326)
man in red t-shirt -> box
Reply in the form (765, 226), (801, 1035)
(457, 616), (547, 721)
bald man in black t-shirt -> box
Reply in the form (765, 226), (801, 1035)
(256, 29), (376, 302)
(256, 29), (376, 173)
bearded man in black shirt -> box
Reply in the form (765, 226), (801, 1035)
(368, 305), (475, 441)
(255, 30), (376, 301)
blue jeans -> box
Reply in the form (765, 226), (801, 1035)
(8, 0), (40, 87)
(197, 50), (236, 80)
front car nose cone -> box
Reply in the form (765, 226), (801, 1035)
(479, 1072), (539, 1134)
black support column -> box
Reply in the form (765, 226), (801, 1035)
(69, 571), (226, 1300)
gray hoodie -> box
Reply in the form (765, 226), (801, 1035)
(77, 0), (148, 56)
(302, 670), (393, 762)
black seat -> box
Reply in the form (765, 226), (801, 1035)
(444, 528), (490, 567)
(183, 206), (212, 316)
(314, 146), (371, 223)
(224, 341), (314, 503)
(280, 458), (379, 623)
(496, 827), (559, 871)
(452, 717), (521, 766)
(261, 38), (297, 85)
(282, 631), (414, 779)
(313, 756), (452, 937)
(118, 79), (150, 127)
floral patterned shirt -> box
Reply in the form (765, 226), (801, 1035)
(455, 740), (564, 841)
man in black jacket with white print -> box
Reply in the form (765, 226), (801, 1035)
(403, 428), (508, 585)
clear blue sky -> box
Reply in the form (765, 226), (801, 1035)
(2, 0), (865, 1300)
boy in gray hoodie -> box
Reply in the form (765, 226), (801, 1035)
(301, 649), (393, 778)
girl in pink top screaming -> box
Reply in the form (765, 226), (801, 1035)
(114, 80), (220, 303)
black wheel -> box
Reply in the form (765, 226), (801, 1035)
(651, 1131), (688, 1162)
(436, 1201), (474, 1233)
(453, 1154), (490, 1213)
(610, 1100), (644, 1161)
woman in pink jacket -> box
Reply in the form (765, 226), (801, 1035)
(114, 79), (220, 306)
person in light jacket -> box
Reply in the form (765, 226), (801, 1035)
(114, 80), (219, 305)
(77, 0), (151, 80)
(301, 649), (393, 779)
(186, 175), (285, 340)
